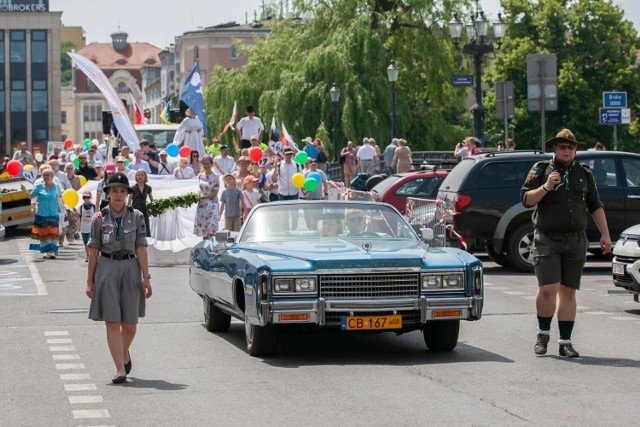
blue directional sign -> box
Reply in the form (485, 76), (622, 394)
(599, 107), (632, 125)
(451, 75), (473, 87)
(603, 92), (627, 108)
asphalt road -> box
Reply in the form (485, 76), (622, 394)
(1, 228), (639, 426)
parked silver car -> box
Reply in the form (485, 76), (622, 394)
(612, 224), (640, 303)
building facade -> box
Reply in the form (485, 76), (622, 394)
(0, 0), (62, 156)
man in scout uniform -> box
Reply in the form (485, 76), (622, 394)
(521, 129), (612, 358)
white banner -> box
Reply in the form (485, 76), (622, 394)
(68, 52), (141, 152)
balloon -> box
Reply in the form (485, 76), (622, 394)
(78, 175), (87, 187)
(62, 189), (79, 208)
(166, 143), (179, 157)
(6, 160), (22, 177)
(35, 153), (43, 162)
(249, 146), (263, 162)
(73, 157), (80, 168)
(291, 172), (305, 188)
(124, 158), (130, 168)
(303, 177), (318, 192)
(64, 139), (73, 148)
(83, 139), (91, 148)
(83, 146), (89, 152)
(23, 164), (34, 171)
(295, 151), (308, 165)
(307, 172), (322, 184)
(179, 146), (192, 158)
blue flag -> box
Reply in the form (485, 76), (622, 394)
(180, 63), (209, 137)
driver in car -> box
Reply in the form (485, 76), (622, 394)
(345, 209), (367, 236)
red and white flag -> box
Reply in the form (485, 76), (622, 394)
(130, 93), (144, 125)
(221, 101), (237, 134)
(281, 122), (299, 152)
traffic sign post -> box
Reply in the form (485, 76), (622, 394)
(601, 92), (630, 151)
(527, 53), (557, 151)
(496, 81), (515, 142)
(603, 92), (627, 108)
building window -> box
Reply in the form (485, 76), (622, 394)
(32, 80), (47, 112)
(83, 104), (102, 122)
(194, 46), (199, 62)
(61, 111), (67, 124)
(117, 82), (127, 93)
(88, 80), (97, 93)
(10, 30), (26, 63)
(10, 80), (26, 112)
(33, 128), (47, 142)
(231, 45), (238, 60)
(31, 30), (47, 63)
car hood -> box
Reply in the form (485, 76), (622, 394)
(240, 240), (472, 271)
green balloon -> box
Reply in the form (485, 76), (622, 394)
(83, 138), (91, 147)
(124, 158), (130, 168)
(295, 151), (308, 165)
(73, 157), (80, 167)
(303, 177), (318, 192)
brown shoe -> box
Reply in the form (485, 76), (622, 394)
(534, 333), (550, 355)
(559, 343), (580, 358)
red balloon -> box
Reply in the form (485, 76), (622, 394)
(179, 146), (192, 158)
(249, 146), (263, 162)
(64, 138), (73, 148)
(7, 160), (23, 177)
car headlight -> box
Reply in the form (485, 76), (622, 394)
(273, 277), (317, 294)
(422, 273), (464, 290)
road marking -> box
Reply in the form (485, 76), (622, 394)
(69, 395), (103, 404)
(49, 345), (77, 352)
(53, 354), (80, 360)
(610, 316), (637, 321)
(522, 296), (536, 300)
(503, 291), (527, 295)
(44, 331), (69, 336)
(60, 373), (91, 381)
(18, 239), (47, 296)
(72, 409), (110, 419)
(55, 363), (85, 370)
(584, 311), (614, 315)
(64, 383), (97, 391)
(576, 306), (590, 310)
(47, 338), (72, 344)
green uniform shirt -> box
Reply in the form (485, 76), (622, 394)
(520, 159), (604, 234)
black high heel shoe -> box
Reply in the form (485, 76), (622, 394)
(124, 352), (132, 375)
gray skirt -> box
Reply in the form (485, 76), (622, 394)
(89, 257), (145, 323)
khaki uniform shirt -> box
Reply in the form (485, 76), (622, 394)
(87, 206), (148, 255)
(520, 159), (604, 234)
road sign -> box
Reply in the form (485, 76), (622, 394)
(527, 54), (558, 112)
(603, 92), (627, 108)
(496, 81), (515, 120)
(451, 75), (473, 87)
(599, 108), (631, 125)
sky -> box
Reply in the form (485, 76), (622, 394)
(51, 0), (639, 49)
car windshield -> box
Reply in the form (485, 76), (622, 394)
(239, 202), (419, 243)
(371, 175), (401, 194)
(136, 129), (177, 150)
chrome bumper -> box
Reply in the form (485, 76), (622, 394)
(259, 295), (484, 326)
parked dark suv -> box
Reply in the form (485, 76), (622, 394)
(437, 150), (640, 271)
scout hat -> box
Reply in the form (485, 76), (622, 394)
(103, 172), (133, 193)
(544, 128), (586, 150)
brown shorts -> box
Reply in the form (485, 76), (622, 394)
(532, 231), (588, 289)
(343, 164), (355, 176)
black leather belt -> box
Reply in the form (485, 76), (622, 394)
(101, 252), (136, 260)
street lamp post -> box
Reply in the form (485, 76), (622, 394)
(329, 83), (340, 163)
(448, 1), (506, 142)
(387, 59), (399, 138)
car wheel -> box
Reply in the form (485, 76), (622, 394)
(486, 243), (511, 267)
(203, 295), (231, 333)
(423, 319), (460, 351)
(506, 222), (535, 272)
(244, 307), (278, 357)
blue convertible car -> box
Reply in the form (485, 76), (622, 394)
(189, 201), (484, 356)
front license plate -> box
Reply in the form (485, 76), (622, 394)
(341, 315), (402, 331)
(613, 262), (626, 275)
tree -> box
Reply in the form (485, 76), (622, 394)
(204, 0), (472, 157)
(61, 41), (77, 87)
(484, 0), (640, 151)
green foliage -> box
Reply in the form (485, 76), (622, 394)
(61, 41), (77, 87)
(204, 0), (471, 152)
(146, 192), (199, 217)
(485, 0), (640, 151)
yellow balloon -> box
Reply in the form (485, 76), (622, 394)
(24, 164), (34, 171)
(291, 172), (305, 188)
(62, 189), (79, 208)
(78, 175), (87, 187)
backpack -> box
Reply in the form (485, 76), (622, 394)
(316, 149), (327, 163)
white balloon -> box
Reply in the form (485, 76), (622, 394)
(35, 153), (44, 162)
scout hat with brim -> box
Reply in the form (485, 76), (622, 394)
(544, 128), (586, 150)
(103, 172), (133, 193)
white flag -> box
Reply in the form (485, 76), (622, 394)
(68, 52), (141, 152)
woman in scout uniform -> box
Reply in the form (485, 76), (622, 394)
(85, 172), (152, 384)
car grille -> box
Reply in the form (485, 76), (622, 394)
(615, 256), (638, 264)
(319, 273), (420, 299)
(614, 273), (633, 284)
(325, 310), (421, 327)
(614, 256), (638, 284)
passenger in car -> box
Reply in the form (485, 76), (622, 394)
(319, 219), (343, 237)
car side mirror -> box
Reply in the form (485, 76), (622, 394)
(420, 228), (434, 241)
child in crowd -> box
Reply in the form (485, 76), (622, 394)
(79, 191), (95, 262)
(242, 175), (261, 220)
(218, 173), (243, 232)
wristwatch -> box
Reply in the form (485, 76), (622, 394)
(143, 273), (151, 280)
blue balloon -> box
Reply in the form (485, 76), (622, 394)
(83, 146), (89, 152)
(308, 172), (322, 184)
(166, 143), (179, 157)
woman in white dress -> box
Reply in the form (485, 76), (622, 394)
(173, 108), (206, 157)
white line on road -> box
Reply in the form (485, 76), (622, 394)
(47, 338), (73, 344)
(609, 316), (637, 321)
(64, 384), (97, 391)
(584, 311), (615, 315)
(60, 373), (91, 381)
(55, 363), (85, 370)
(72, 409), (110, 419)
(52, 354), (80, 360)
(503, 291), (527, 295)
(44, 331), (69, 336)
(19, 240), (47, 295)
(49, 345), (76, 352)
(69, 395), (103, 404)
